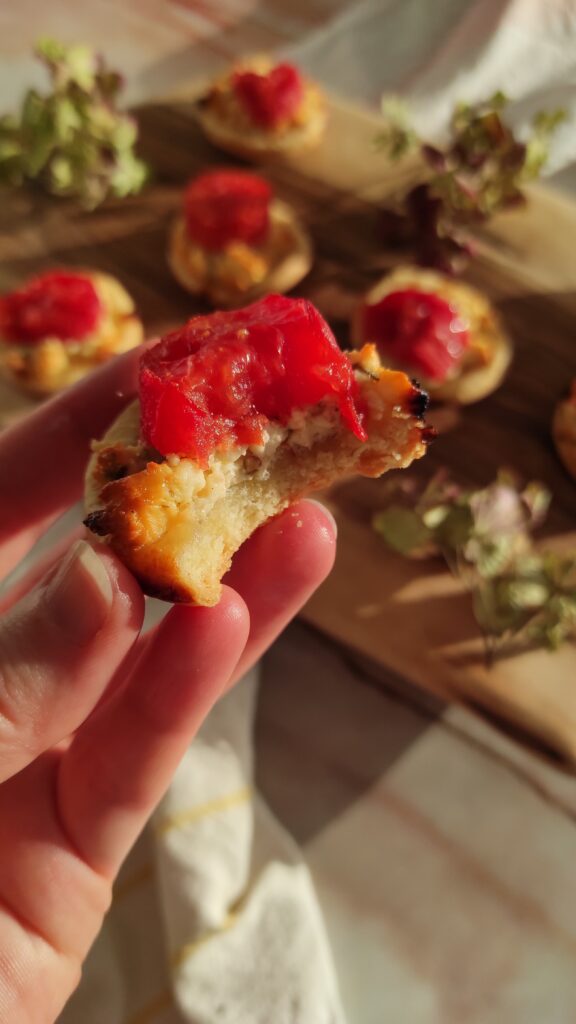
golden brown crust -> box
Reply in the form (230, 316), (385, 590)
(553, 381), (576, 481)
(0, 272), (144, 398)
(196, 57), (327, 161)
(84, 346), (428, 605)
(351, 266), (512, 405)
(168, 200), (313, 307)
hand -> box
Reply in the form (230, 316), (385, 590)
(0, 350), (336, 1024)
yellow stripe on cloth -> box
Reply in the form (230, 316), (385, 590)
(154, 784), (253, 837)
(171, 910), (239, 970)
(124, 912), (241, 1024)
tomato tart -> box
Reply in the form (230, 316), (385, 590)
(85, 294), (429, 605)
(352, 266), (512, 404)
(0, 270), (143, 397)
(168, 168), (312, 307)
(196, 57), (326, 160)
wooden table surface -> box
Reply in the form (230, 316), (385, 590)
(2, 7), (576, 1023)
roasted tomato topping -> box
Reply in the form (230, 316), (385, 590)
(362, 288), (470, 383)
(140, 294), (366, 465)
(0, 271), (102, 344)
(184, 169), (272, 250)
(232, 63), (304, 129)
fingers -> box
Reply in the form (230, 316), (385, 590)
(0, 541), (144, 783)
(57, 587), (249, 877)
(0, 524), (84, 615)
(0, 344), (144, 579)
(53, 501), (336, 878)
(225, 499), (337, 683)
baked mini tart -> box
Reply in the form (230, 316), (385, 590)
(0, 269), (143, 397)
(196, 57), (327, 160)
(168, 168), (312, 307)
(351, 266), (512, 404)
(85, 294), (429, 605)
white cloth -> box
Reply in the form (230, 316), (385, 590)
(60, 666), (344, 1024)
(283, 0), (576, 178)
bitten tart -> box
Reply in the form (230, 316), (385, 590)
(351, 266), (512, 404)
(0, 270), (143, 397)
(85, 294), (429, 606)
(553, 381), (576, 481)
(168, 168), (312, 307)
(196, 57), (326, 160)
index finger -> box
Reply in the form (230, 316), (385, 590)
(0, 345), (144, 578)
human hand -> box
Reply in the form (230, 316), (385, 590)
(0, 349), (336, 1023)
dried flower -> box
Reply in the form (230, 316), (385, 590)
(375, 92), (567, 273)
(373, 470), (575, 661)
(0, 38), (149, 209)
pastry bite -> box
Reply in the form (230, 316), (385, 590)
(84, 294), (429, 605)
(351, 266), (512, 404)
(196, 57), (326, 160)
(0, 269), (143, 397)
(553, 380), (576, 481)
(168, 168), (312, 307)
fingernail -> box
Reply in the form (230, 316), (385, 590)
(45, 541), (113, 644)
(305, 498), (338, 539)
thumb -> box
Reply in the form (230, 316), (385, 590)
(0, 540), (144, 783)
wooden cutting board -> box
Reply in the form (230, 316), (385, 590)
(0, 93), (575, 763)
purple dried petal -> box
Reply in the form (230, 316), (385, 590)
(422, 144), (447, 172)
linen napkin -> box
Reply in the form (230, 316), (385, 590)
(284, 0), (576, 178)
(59, 664), (345, 1024)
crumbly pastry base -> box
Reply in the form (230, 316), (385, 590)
(168, 200), (313, 308)
(351, 266), (513, 405)
(84, 346), (429, 605)
(0, 272), (144, 397)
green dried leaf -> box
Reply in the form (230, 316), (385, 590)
(372, 468), (576, 660)
(466, 536), (516, 578)
(436, 504), (475, 551)
(52, 96), (82, 140)
(373, 506), (435, 558)
(0, 37), (149, 208)
(108, 151), (149, 198)
(502, 577), (550, 610)
(522, 480), (551, 525)
(375, 96), (418, 160)
(376, 89), (566, 273)
(473, 580), (528, 637)
(421, 504), (450, 530)
(49, 154), (74, 190)
(37, 37), (97, 92)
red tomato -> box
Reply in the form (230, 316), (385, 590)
(362, 288), (470, 382)
(232, 64), (304, 129)
(0, 271), (102, 344)
(184, 169), (272, 250)
(140, 294), (366, 464)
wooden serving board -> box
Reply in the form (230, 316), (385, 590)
(0, 93), (575, 763)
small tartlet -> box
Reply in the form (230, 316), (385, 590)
(0, 270), (143, 397)
(196, 57), (326, 160)
(553, 381), (576, 481)
(84, 295), (429, 606)
(168, 168), (313, 308)
(351, 266), (512, 404)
